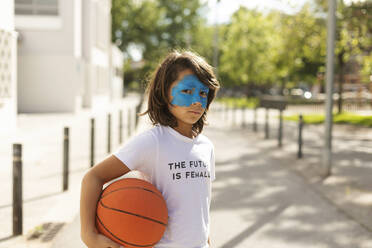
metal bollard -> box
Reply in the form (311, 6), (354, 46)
(298, 114), (304, 158)
(135, 103), (141, 127)
(264, 108), (269, 139)
(90, 118), (95, 167)
(278, 110), (283, 147)
(253, 107), (257, 132)
(63, 127), (69, 191)
(13, 144), (23, 236)
(107, 113), (111, 154)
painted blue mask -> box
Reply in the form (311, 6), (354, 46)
(171, 75), (209, 109)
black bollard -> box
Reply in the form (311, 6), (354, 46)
(278, 110), (283, 147)
(63, 127), (69, 191)
(264, 108), (269, 139)
(90, 118), (95, 167)
(298, 114), (304, 158)
(253, 107), (258, 132)
(13, 144), (23, 236)
(135, 103), (141, 127)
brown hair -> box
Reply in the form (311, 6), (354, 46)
(140, 50), (220, 135)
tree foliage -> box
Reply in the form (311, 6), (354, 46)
(111, 0), (371, 94)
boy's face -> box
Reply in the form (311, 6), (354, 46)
(168, 69), (209, 125)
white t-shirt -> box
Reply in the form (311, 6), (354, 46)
(113, 124), (215, 248)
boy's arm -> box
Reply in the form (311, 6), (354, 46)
(80, 155), (131, 247)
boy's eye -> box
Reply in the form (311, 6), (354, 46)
(181, 89), (193, 94)
(200, 91), (208, 97)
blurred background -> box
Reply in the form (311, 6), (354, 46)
(0, 0), (371, 129)
(112, 0), (371, 108)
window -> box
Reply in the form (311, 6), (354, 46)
(15, 0), (59, 16)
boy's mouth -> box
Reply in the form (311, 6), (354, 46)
(188, 111), (202, 115)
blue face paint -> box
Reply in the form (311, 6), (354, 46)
(171, 74), (209, 109)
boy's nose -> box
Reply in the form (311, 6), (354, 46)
(191, 101), (202, 106)
(191, 94), (203, 105)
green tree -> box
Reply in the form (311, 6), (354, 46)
(112, 0), (206, 88)
(218, 7), (280, 92)
(271, 5), (327, 95)
(313, 0), (372, 113)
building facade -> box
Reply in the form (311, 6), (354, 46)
(0, 0), (17, 133)
(15, 0), (113, 113)
(111, 44), (124, 100)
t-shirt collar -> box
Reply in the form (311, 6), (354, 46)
(163, 125), (198, 143)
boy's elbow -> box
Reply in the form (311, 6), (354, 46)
(82, 169), (103, 186)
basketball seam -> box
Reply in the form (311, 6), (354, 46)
(99, 200), (167, 226)
(96, 214), (157, 247)
(101, 186), (163, 200)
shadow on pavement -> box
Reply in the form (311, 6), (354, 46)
(207, 125), (372, 248)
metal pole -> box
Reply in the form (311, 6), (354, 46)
(264, 108), (269, 139)
(13, 144), (23, 236)
(213, 0), (220, 77)
(298, 114), (303, 159)
(278, 110), (283, 147)
(323, 0), (337, 177)
(63, 127), (69, 191)
(253, 107), (257, 132)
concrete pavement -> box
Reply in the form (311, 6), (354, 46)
(207, 122), (372, 247)
(0, 93), (142, 248)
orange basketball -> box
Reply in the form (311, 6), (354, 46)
(96, 178), (168, 248)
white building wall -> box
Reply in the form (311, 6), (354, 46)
(82, 0), (112, 110)
(0, 0), (17, 134)
(15, 0), (111, 113)
(111, 44), (124, 100)
(16, 0), (84, 113)
(0, 0), (15, 31)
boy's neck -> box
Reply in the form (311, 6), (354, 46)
(172, 122), (195, 139)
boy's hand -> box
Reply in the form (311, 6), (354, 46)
(82, 231), (122, 248)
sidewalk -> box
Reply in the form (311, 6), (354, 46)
(207, 106), (372, 247)
(52, 103), (372, 248)
(2, 101), (372, 247)
(0, 93), (142, 248)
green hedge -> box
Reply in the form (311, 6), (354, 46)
(284, 112), (372, 127)
(216, 97), (259, 108)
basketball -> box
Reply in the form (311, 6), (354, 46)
(96, 178), (168, 248)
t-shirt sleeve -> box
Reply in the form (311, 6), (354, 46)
(113, 130), (157, 174)
(210, 144), (216, 181)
